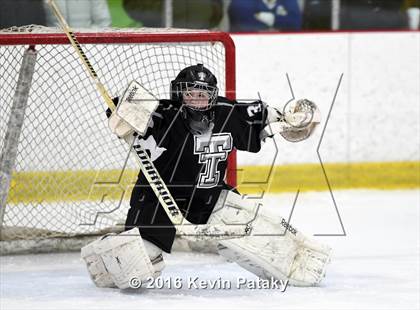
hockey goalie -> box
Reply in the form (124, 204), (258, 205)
(81, 64), (332, 289)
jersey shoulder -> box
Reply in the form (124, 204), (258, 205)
(214, 96), (261, 107)
(214, 96), (236, 107)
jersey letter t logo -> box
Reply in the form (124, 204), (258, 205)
(194, 133), (232, 188)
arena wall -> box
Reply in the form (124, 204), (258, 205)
(232, 31), (419, 192)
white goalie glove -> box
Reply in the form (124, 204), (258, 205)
(81, 228), (165, 289)
(209, 190), (332, 286)
(108, 81), (159, 138)
(261, 99), (321, 142)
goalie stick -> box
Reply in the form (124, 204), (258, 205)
(47, 0), (250, 240)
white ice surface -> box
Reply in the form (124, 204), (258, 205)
(1, 190), (419, 310)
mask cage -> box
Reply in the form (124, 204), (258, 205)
(175, 81), (218, 111)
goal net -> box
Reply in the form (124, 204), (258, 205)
(0, 26), (236, 255)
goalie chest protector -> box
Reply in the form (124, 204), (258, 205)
(126, 97), (266, 251)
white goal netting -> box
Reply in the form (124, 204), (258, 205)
(0, 26), (235, 254)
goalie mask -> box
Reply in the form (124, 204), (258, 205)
(170, 64), (218, 135)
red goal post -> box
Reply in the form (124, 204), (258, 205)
(0, 27), (237, 254)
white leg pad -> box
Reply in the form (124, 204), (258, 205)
(81, 237), (116, 288)
(210, 191), (332, 286)
(82, 228), (164, 289)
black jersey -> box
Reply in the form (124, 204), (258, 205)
(125, 96), (267, 252)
